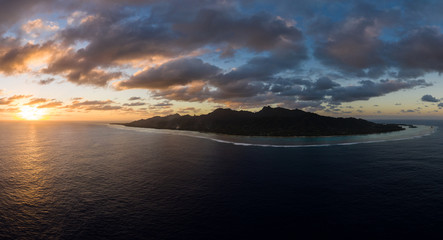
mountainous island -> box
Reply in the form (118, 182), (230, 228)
(120, 106), (405, 137)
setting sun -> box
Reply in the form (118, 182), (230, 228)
(18, 106), (47, 120)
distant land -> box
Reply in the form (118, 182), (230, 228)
(119, 106), (406, 137)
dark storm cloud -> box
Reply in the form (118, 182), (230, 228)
(421, 94), (440, 103)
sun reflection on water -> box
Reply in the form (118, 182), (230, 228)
(8, 123), (54, 226)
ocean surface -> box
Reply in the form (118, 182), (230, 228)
(0, 120), (442, 239)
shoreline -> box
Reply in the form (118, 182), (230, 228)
(113, 122), (408, 138)
(109, 124), (436, 148)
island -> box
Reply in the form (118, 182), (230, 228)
(120, 106), (405, 136)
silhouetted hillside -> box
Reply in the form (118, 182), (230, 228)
(122, 106), (404, 136)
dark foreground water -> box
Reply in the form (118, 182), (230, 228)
(0, 120), (442, 239)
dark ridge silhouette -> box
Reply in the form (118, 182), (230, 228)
(121, 106), (405, 136)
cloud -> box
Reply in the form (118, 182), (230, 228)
(128, 97), (142, 101)
(391, 27), (443, 75)
(401, 109), (415, 113)
(215, 46), (307, 84)
(0, 98), (13, 105)
(314, 17), (385, 77)
(21, 19), (59, 36)
(310, 3), (400, 78)
(67, 11), (89, 25)
(174, 8), (304, 55)
(43, 50), (123, 86)
(153, 101), (173, 107)
(177, 107), (200, 114)
(150, 81), (213, 102)
(148, 75), (431, 109)
(0, 0), (441, 114)
(0, 39), (54, 75)
(9, 94), (32, 100)
(70, 99), (113, 107)
(38, 78), (56, 85)
(421, 94), (440, 102)
(85, 105), (122, 111)
(25, 98), (49, 105)
(123, 102), (146, 106)
(65, 99), (123, 111)
(329, 79), (431, 102)
(0, 1), (57, 30)
(314, 77), (340, 90)
(116, 58), (221, 89)
(0, 94), (32, 105)
(43, 1), (306, 88)
(37, 101), (63, 108)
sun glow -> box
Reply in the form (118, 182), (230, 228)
(18, 106), (47, 120)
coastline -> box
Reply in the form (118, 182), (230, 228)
(115, 122), (407, 137)
(109, 124), (436, 148)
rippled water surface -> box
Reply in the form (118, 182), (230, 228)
(0, 120), (442, 239)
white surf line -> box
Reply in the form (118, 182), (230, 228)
(108, 124), (437, 148)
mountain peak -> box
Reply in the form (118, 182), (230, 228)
(123, 106), (404, 136)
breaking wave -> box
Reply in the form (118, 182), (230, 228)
(109, 124), (437, 148)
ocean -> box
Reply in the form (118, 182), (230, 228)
(0, 120), (442, 239)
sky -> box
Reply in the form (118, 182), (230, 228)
(1, 0), (443, 121)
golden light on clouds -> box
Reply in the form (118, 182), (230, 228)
(18, 106), (47, 120)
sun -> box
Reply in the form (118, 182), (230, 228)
(18, 106), (47, 120)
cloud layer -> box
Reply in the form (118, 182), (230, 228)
(0, 0), (441, 115)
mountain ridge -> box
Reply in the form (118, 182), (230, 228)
(121, 106), (405, 136)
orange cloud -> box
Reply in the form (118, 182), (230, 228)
(37, 101), (63, 108)
(25, 98), (49, 105)
(21, 19), (59, 35)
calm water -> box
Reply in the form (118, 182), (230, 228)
(0, 120), (442, 239)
